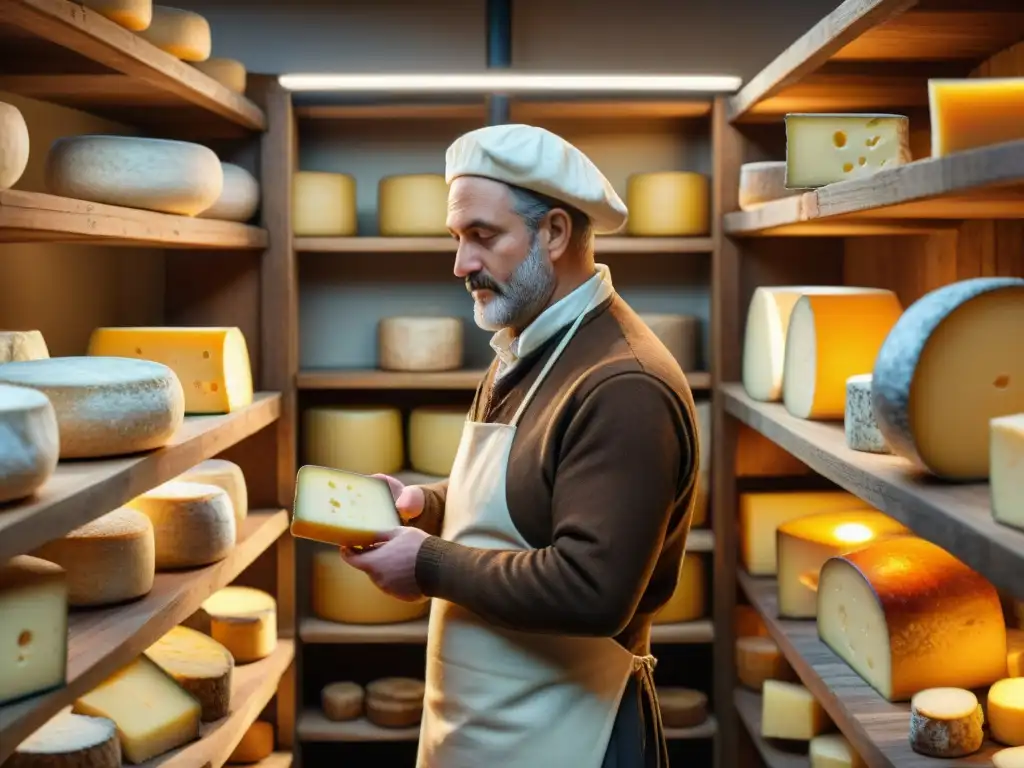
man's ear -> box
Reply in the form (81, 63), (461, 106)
(543, 208), (573, 263)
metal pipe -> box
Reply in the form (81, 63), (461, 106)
(486, 0), (512, 125)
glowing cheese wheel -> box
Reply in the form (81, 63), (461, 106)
(198, 163), (260, 222)
(8, 710), (120, 768)
(378, 317), (463, 372)
(191, 58), (247, 94)
(652, 553), (704, 624)
(201, 587), (277, 663)
(175, 458), (248, 526)
(312, 549), (429, 624)
(303, 405), (404, 475)
(0, 102), (29, 191)
(844, 374), (891, 454)
(408, 406), (466, 477)
(0, 330), (49, 363)
(738, 161), (803, 211)
(873, 277), (1024, 480)
(80, 0), (152, 30)
(293, 171), (357, 236)
(639, 314), (699, 371)
(136, 6), (211, 61)
(735, 636), (794, 691)
(145, 625), (233, 722)
(227, 720), (274, 763)
(378, 174), (448, 236)
(625, 172), (708, 236)
(0, 384), (59, 504)
(909, 687), (984, 757)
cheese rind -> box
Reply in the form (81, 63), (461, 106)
(377, 174), (449, 236)
(292, 465), (401, 547)
(293, 172), (357, 236)
(0, 330), (49, 363)
(735, 636), (794, 691)
(657, 687), (708, 728)
(197, 163), (260, 222)
(408, 406), (467, 477)
(872, 277), (1024, 480)
(994, 746), (1024, 768)
(845, 374), (891, 454)
(909, 687), (984, 758)
(785, 113), (911, 187)
(738, 161), (804, 211)
(0, 102), (30, 191)
(175, 459), (248, 526)
(136, 6), (211, 61)
(312, 548), (429, 624)
(227, 720), (274, 763)
(652, 553), (705, 624)
(127, 481), (236, 569)
(0, 383), (60, 504)
(992, 413), (1024, 531)
(80, 0), (151, 30)
(625, 172), (709, 236)
(9, 709), (120, 768)
(378, 317), (463, 372)
(810, 733), (863, 768)
(639, 314), (700, 372)
(322, 681), (364, 721)
(990, 678), (1024, 747)
(145, 625), (233, 722)
(928, 78), (1024, 157)
(200, 586), (277, 663)
(191, 58), (247, 94)
(303, 406), (404, 475)
(760, 680), (830, 740)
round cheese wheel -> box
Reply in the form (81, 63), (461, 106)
(738, 161), (803, 211)
(735, 636), (794, 691)
(293, 171), (357, 236)
(0, 102), (29, 191)
(0, 384), (59, 504)
(990, 678), (1024, 747)
(321, 681), (364, 722)
(312, 549), (429, 624)
(46, 135), (223, 216)
(227, 720), (274, 763)
(909, 687), (984, 757)
(408, 406), (466, 476)
(0, 357), (184, 459)
(691, 401), (710, 528)
(366, 677), (425, 705)
(31, 507), (155, 607)
(80, 0), (152, 30)
(995, 746), (1024, 768)
(658, 687), (707, 729)
(378, 174), (448, 236)
(377, 316), (463, 372)
(844, 374), (892, 454)
(175, 458), (248, 526)
(136, 5), (211, 61)
(145, 625), (234, 722)
(639, 313), (699, 371)
(198, 162), (259, 222)
(0, 330), (49, 363)
(201, 586), (277, 663)
(8, 709), (120, 768)
(625, 172), (708, 237)
(303, 405), (404, 475)
(652, 553), (705, 625)
(191, 58), (247, 94)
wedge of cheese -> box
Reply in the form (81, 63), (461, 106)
(929, 78), (1024, 157)
(652, 553), (705, 624)
(785, 113), (911, 187)
(145, 625), (234, 722)
(292, 465), (401, 547)
(761, 680), (831, 740)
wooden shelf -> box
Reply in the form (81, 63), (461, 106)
(0, 190), (269, 248)
(140, 639), (295, 767)
(254, 755), (293, 768)
(734, 688), (809, 768)
(720, 383), (1021, 600)
(295, 236), (714, 254)
(298, 369), (712, 392)
(0, 509), (289, 763)
(293, 99), (713, 122)
(665, 716), (718, 741)
(0, 0), (265, 135)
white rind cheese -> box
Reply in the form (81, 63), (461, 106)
(145, 625), (234, 722)
(408, 406), (467, 477)
(8, 709), (121, 768)
(292, 465), (400, 547)
(844, 374), (891, 454)
(0, 330), (50, 363)
(312, 548), (430, 624)
(127, 481), (236, 569)
(175, 458), (248, 526)
(909, 687), (985, 758)
(198, 163), (260, 222)
(992, 413), (1024, 531)
(0, 384), (60, 504)
(0, 101), (30, 191)
(190, 58), (247, 93)
(378, 317), (463, 372)
(785, 113), (911, 187)
(378, 174), (449, 236)
(625, 172), (709, 237)
(738, 160), (804, 211)
(652, 553), (705, 624)
(136, 6), (211, 61)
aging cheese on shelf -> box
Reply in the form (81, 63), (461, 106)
(31, 507), (155, 607)
(227, 720), (274, 763)
(145, 625), (233, 722)
(127, 481), (236, 569)
(73, 655), (201, 763)
(8, 710), (120, 768)
(809, 733), (865, 768)
(991, 413), (1024, 531)
(80, 0), (152, 30)
(198, 163), (260, 222)
(995, 746), (1024, 768)
(87, 326), (253, 415)
(136, 5), (211, 60)
(652, 553), (705, 624)
(761, 680), (831, 740)
(312, 548), (430, 624)
(844, 374), (891, 454)
(909, 687), (984, 758)
(0, 556), (67, 707)
(0, 383), (59, 504)
(735, 636), (794, 691)
(1008, 629), (1024, 677)
(0, 101), (29, 191)
(625, 172), (708, 236)
(200, 586), (277, 663)
(735, 604), (768, 638)
(639, 314), (700, 372)
(303, 405), (404, 475)
(785, 113), (911, 187)
(738, 160), (803, 211)
(45, 135), (223, 217)
(0, 330), (49, 363)
(292, 465), (401, 547)
(776, 508), (909, 619)
(816, 535), (1007, 701)
(378, 174), (449, 236)
(691, 400), (710, 528)
(408, 406), (467, 477)
(191, 58), (247, 94)
(872, 277), (1024, 480)
(658, 688), (707, 728)
(293, 171), (357, 236)
(782, 289), (903, 420)
(990, 678), (1024, 747)
(378, 316), (463, 372)
(365, 677), (425, 728)
(929, 78), (1024, 157)
(322, 681), (365, 722)
(175, 458), (248, 526)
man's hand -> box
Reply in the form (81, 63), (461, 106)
(340, 527), (430, 600)
(371, 473), (425, 521)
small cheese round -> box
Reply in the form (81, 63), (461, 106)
(990, 678), (1024, 747)
(810, 733), (865, 768)
(227, 720), (274, 763)
(0, 330), (49, 363)
(293, 171), (357, 236)
(303, 406), (404, 476)
(312, 549), (429, 624)
(201, 586), (277, 663)
(0, 101), (29, 191)
(625, 172), (708, 237)
(198, 163), (260, 222)
(0, 384), (59, 504)
(322, 681), (364, 722)
(909, 687), (984, 757)
(136, 6), (211, 61)
(175, 458), (248, 526)
(639, 314), (699, 371)
(408, 406), (466, 476)
(736, 636), (794, 692)
(377, 174), (448, 236)
(658, 687), (708, 729)
(652, 553), (705, 624)
(80, 0), (152, 30)
(366, 677), (425, 705)
(8, 709), (120, 768)
(844, 374), (892, 454)
(738, 160), (803, 211)
(191, 58), (247, 94)
(995, 746), (1024, 768)
(145, 625), (233, 722)
(377, 317), (463, 372)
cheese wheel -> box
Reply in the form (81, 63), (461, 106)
(692, 400), (710, 528)
(0, 384), (59, 504)
(227, 720), (274, 763)
(80, 0), (152, 30)
(127, 481), (236, 569)
(735, 604), (768, 638)
(292, 465), (400, 547)
(761, 680), (831, 740)
(785, 113), (911, 187)
(782, 289), (903, 420)
(377, 174), (448, 236)
(909, 687), (984, 757)
(175, 459), (248, 526)
(366, 696), (422, 728)
(8, 710), (120, 768)
(993, 414), (1024, 532)
(1009, 629), (1024, 677)
(0, 101), (29, 191)
(738, 160), (803, 211)
(408, 406), (466, 476)
(145, 625), (233, 722)
(45, 135), (223, 216)
(735, 636), (794, 691)
(312, 548), (429, 624)
(652, 552), (705, 624)
(366, 677), (425, 705)
(201, 586), (277, 663)
(873, 277), (1024, 480)
(991, 678), (1024, 747)
(197, 163), (260, 222)
(303, 405), (404, 475)
(929, 78), (1024, 157)
(31, 507), (155, 607)
(378, 316), (463, 372)
(817, 536), (1007, 701)
(191, 58), (247, 94)
(0, 330), (49, 363)
(321, 681), (364, 722)
(293, 171), (357, 236)
(995, 746), (1024, 768)
(0, 357), (184, 459)
(639, 314), (699, 371)
(136, 6), (211, 61)
(810, 733), (865, 768)
(658, 688), (707, 729)
(844, 374), (891, 454)
(625, 172), (708, 236)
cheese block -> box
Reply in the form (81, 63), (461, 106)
(377, 174), (448, 236)
(992, 413), (1024, 531)
(31, 507), (155, 607)
(738, 160), (804, 211)
(303, 405), (404, 475)
(0, 556), (67, 707)
(292, 465), (400, 547)
(322, 681), (364, 721)
(658, 687), (707, 728)
(776, 508), (910, 619)
(782, 289), (903, 420)
(872, 277), (1024, 480)
(761, 680), (831, 740)
(739, 490), (869, 576)
(136, 6), (211, 61)
(227, 720), (274, 763)
(810, 733), (865, 768)
(197, 163), (260, 222)
(408, 406), (466, 477)
(625, 172), (708, 236)
(46, 135), (222, 216)
(312, 548), (430, 624)
(8, 709), (120, 768)
(785, 113), (911, 187)
(0, 383), (59, 504)
(929, 78), (1024, 157)
(995, 746), (1024, 768)
(844, 374), (891, 454)
(990, 678), (1024, 747)
(1009, 629), (1024, 677)
(736, 636), (794, 691)
(145, 625), (233, 722)
(127, 481), (236, 569)
(691, 400), (710, 528)
(175, 459), (248, 526)
(200, 587), (277, 663)
(909, 687), (984, 757)
(652, 553), (705, 624)
(0, 330), (49, 363)
(378, 317), (463, 372)
(639, 314), (699, 371)
(80, 0), (152, 30)
(293, 171), (357, 236)
(191, 58), (247, 94)
(0, 101), (30, 190)
(73, 655), (201, 763)
(816, 535), (1007, 701)
(87, 326), (253, 415)
(735, 604), (769, 638)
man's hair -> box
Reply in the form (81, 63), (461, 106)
(506, 183), (594, 255)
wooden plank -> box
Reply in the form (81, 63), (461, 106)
(295, 236), (715, 254)
(0, 392), (281, 563)
(0, 510), (289, 763)
(297, 369), (712, 392)
(734, 688), (810, 768)
(741, 73), (928, 119)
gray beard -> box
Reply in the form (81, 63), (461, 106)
(473, 234), (556, 332)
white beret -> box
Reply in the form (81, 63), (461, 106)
(445, 123), (628, 234)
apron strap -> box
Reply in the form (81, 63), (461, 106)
(632, 655), (666, 768)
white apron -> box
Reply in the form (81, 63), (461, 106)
(416, 283), (660, 768)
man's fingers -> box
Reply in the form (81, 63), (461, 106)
(371, 473), (402, 501)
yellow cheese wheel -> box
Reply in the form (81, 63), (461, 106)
(303, 405), (404, 475)
(378, 174), (448, 236)
(227, 720), (274, 763)
(625, 172), (708, 237)
(293, 171), (357, 236)
(312, 549), (429, 624)
(191, 58), (247, 94)
(80, 0), (152, 30)
(136, 6), (211, 61)
(0, 102), (29, 191)
(201, 586), (277, 663)
(378, 317), (463, 372)
(198, 163), (260, 222)
(145, 625), (234, 722)
(991, 678), (1024, 747)
(0, 330), (49, 363)
(408, 406), (466, 477)
(652, 553), (705, 624)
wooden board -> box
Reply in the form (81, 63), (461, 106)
(734, 688), (810, 768)
(295, 236), (715, 254)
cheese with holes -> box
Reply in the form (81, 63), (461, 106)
(378, 174), (448, 236)
(909, 687), (984, 757)
(785, 113), (911, 187)
(653, 553), (705, 624)
(1009, 630), (1024, 677)
(191, 58), (247, 94)
(378, 317), (463, 372)
(691, 400), (710, 527)
(658, 688), (707, 728)
(929, 78), (1024, 157)
(761, 680), (830, 740)
(626, 172), (708, 236)
(136, 6), (211, 61)
(9, 709), (120, 768)
(0, 330), (49, 363)
(817, 536), (1007, 701)
(990, 679), (1024, 747)
(810, 733), (864, 768)
(736, 636), (794, 691)
(87, 326), (253, 415)
(0, 384), (59, 504)
(640, 314), (700, 372)
(0, 101), (29, 190)
(844, 374), (891, 454)
(740, 490), (869, 576)
(776, 509), (909, 618)
(227, 720), (274, 763)
(293, 172), (357, 236)
(198, 163), (260, 222)
(80, 0), (151, 30)
(145, 625), (233, 722)
(73, 655), (201, 763)
(127, 481), (236, 569)
(176, 459), (248, 526)
(873, 277), (1024, 480)
(201, 587), (277, 663)
(31, 507), (155, 607)
(312, 548), (430, 624)
(292, 465), (401, 547)
(0, 556), (67, 706)
(738, 160), (803, 210)
(995, 746), (1024, 768)
(303, 406), (404, 475)
(322, 681), (364, 721)
(408, 406), (466, 477)
(992, 413), (1024, 531)
(783, 289), (903, 420)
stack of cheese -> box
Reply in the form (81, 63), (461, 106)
(322, 677), (425, 729)
(189, 586), (280, 664)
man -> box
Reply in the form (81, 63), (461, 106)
(342, 124), (700, 768)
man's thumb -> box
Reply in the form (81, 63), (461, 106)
(395, 486), (424, 520)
